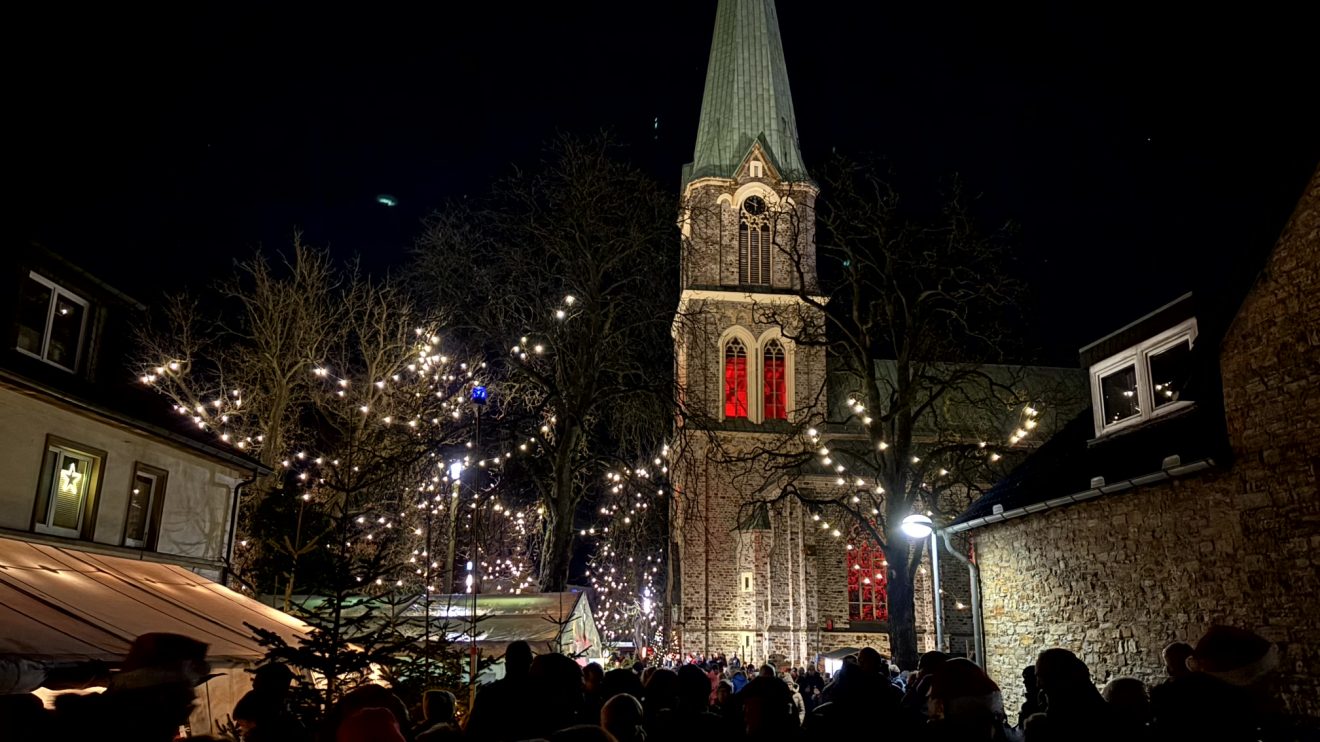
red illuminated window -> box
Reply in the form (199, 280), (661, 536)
(847, 532), (889, 623)
(763, 340), (786, 420)
(724, 338), (748, 419)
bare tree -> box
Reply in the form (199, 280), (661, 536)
(738, 158), (1080, 668)
(412, 138), (679, 592)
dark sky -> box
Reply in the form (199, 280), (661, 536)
(11, 2), (1318, 362)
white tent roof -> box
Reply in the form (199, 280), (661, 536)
(0, 538), (306, 665)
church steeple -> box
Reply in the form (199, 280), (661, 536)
(686, 0), (807, 184)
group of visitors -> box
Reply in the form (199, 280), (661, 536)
(0, 623), (1309, 741)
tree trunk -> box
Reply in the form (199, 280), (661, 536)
(887, 540), (919, 670)
(538, 502), (576, 592)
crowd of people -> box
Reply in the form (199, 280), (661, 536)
(0, 624), (1310, 741)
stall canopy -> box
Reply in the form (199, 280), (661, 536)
(0, 538), (306, 666)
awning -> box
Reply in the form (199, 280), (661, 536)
(819, 647), (861, 661)
(0, 538), (306, 666)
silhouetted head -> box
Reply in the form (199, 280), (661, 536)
(600, 693), (644, 742)
(741, 676), (791, 734)
(1021, 665), (1037, 691)
(1161, 641), (1194, 680)
(423, 689), (456, 725)
(583, 662), (605, 693)
(603, 668), (646, 700)
(505, 641), (534, 679)
(252, 662), (295, 695)
(676, 663), (711, 710)
(857, 647), (886, 676)
(1102, 677), (1150, 724)
(1034, 648), (1094, 704)
(918, 651), (950, 674)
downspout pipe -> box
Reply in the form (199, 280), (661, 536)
(222, 471), (261, 586)
(939, 528), (984, 669)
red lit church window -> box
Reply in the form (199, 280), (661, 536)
(763, 340), (786, 420)
(847, 531), (889, 622)
(724, 338), (748, 418)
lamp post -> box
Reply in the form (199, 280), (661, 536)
(467, 384), (487, 710)
(900, 513), (984, 667)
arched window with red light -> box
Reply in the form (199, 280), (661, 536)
(763, 339), (786, 420)
(847, 526), (889, 622)
(723, 337), (748, 419)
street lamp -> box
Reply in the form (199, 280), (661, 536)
(900, 514), (943, 651)
(899, 513), (984, 667)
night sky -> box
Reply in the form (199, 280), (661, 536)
(11, 2), (1318, 363)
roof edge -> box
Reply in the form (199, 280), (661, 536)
(948, 457), (1215, 533)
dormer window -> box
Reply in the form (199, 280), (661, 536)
(17, 272), (88, 372)
(1090, 318), (1197, 436)
(749, 160), (764, 178)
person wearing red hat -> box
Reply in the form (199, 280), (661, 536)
(336, 706), (406, 742)
(1153, 625), (1299, 740)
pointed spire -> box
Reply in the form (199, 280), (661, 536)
(686, 0), (807, 184)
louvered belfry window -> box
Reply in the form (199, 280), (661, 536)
(738, 196), (771, 285)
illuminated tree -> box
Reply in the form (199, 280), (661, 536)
(412, 138), (679, 592)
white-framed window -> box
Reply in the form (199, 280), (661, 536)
(17, 272), (89, 372)
(33, 437), (105, 539)
(123, 464), (167, 549)
(740, 571), (754, 593)
(1089, 318), (1198, 437)
(749, 160), (764, 178)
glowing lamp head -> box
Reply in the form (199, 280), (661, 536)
(900, 513), (934, 539)
(449, 461), (464, 481)
(471, 385), (488, 405)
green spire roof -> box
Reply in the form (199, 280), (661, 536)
(686, 0), (807, 184)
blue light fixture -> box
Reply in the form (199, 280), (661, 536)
(471, 385), (488, 405)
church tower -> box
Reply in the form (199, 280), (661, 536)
(670, 0), (831, 664)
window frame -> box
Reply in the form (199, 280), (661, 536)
(722, 336), (750, 420)
(1089, 318), (1198, 437)
(16, 272), (90, 373)
(31, 435), (106, 540)
(846, 533), (889, 624)
(762, 339), (787, 421)
(122, 463), (168, 549)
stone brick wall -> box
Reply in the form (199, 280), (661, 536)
(973, 168), (1320, 718)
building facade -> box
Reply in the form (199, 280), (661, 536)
(950, 168), (1319, 719)
(1, 246), (268, 581)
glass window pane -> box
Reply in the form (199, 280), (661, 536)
(763, 343), (786, 420)
(1149, 340), (1193, 408)
(1100, 365), (1139, 425)
(125, 473), (155, 544)
(50, 453), (90, 531)
(17, 278), (52, 355)
(724, 340), (748, 418)
(34, 449), (58, 526)
(45, 293), (85, 370)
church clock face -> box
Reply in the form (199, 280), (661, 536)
(742, 195), (767, 216)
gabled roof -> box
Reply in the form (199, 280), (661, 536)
(685, 0), (808, 185)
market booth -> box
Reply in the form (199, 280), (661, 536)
(0, 537), (307, 735)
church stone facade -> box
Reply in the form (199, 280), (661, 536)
(669, 0), (894, 664)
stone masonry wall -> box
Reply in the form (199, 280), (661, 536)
(974, 168), (1320, 718)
